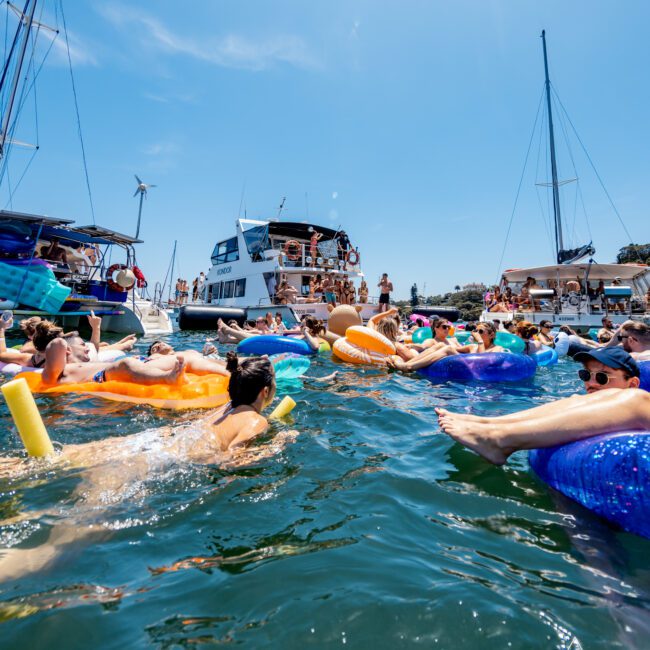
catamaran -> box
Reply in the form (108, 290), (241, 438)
(482, 31), (650, 330)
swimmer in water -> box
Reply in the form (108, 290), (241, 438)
(0, 353), (282, 581)
(436, 348), (645, 465)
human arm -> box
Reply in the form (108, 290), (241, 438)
(87, 311), (102, 351)
(0, 315), (12, 354)
(41, 338), (68, 386)
(300, 325), (321, 351)
(367, 307), (399, 330)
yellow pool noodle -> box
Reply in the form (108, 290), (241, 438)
(269, 395), (296, 419)
(1, 377), (54, 457)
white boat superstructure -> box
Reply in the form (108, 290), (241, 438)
(200, 218), (380, 321)
(481, 262), (650, 330)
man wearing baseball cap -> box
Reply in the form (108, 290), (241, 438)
(573, 347), (641, 393)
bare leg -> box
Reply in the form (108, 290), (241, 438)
(388, 345), (456, 371)
(437, 389), (650, 465)
(177, 350), (228, 376)
(104, 357), (185, 385)
(217, 319), (253, 342)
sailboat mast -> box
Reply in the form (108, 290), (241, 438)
(541, 29), (564, 263)
(0, 0), (37, 158)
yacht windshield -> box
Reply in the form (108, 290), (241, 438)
(211, 237), (239, 265)
(242, 225), (269, 259)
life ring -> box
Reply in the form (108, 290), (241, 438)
(284, 240), (301, 261)
(106, 264), (134, 292)
(346, 249), (360, 265)
(419, 352), (536, 383)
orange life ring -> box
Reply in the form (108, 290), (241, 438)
(284, 240), (301, 261)
(107, 263), (134, 292)
(346, 249), (360, 265)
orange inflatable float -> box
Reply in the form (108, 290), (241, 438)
(17, 372), (229, 410)
(332, 326), (396, 366)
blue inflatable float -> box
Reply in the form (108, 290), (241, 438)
(639, 361), (650, 392)
(530, 345), (558, 367)
(238, 335), (316, 356)
(419, 352), (536, 383)
(530, 431), (650, 538)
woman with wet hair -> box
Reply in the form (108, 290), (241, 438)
(299, 316), (327, 351)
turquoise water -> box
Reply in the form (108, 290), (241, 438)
(0, 332), (649, 648)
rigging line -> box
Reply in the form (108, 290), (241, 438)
(3, 142), (36, 207)
(494, 85), (545, 284)
(59, 0), (96, 225)
(551, 83), (634, 244)
(550, 87), (594, 244)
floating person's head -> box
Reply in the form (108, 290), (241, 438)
(574, 348), (640, 394)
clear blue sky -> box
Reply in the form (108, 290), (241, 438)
(3, 1), (649, 299)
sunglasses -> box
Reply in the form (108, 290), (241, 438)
(578, 369), (618, 385)
(617, 335), (630, 341)
(476, 329), (489, 335)
(437, 324), (450, 330)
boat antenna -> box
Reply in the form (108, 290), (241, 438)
(237, 179), (246, 218)
(541, 30), (564, 263)
(133, 174), (156, 239)
(277, 196), (286, 220)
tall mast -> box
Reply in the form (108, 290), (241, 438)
(0, 0), (38, 158)
(541, 29), (564, 262)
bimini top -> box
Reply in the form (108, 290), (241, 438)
(502, 263), (649, 283)
(266, 221), (339, 241)
(75, 225), (143, 245)
(0, 209), (74, 227)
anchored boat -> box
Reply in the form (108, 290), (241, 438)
(484, 31), (650, 330)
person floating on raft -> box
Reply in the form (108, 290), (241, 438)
(146, 340), (228, 376)
(436, 348), (644, 465)
(387, 321), (504, 372)
(32, 320), (186, 386)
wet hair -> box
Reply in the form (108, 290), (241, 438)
(503, 320), (515, 331)
(303, 316), (325, 337)
(598, 331), (613, 344)
(148, 340), (164, 356)
(19, 316), (42, 338)
(32, 320), (63, 352)
(415, 318), (424, 327)
(377, 318), (399, 341)
(465, 322), (477, 333)
(225, 352), (274, 408)
(558, 325), (574, 335)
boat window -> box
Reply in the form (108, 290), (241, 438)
(301, 275), (311, 296)
(211, 237), (239, 265)
(208, 282), (221, 301)
(222, 280), (235, 299)
(242, 225), (269, 261)
(234, 278), (246, 298)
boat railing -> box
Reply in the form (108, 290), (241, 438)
(271, 241), (361, 273)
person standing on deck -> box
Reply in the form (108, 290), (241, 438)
(378, 273), (393, 313)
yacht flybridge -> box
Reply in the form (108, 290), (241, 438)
(483, 31), (650, 330)
(190, 218), (379, 323)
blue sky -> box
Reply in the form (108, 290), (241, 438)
(3, 1), (649, 298)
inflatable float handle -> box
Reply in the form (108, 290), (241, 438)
(269, 395), (296, 419)
(1, 377), (54, 457)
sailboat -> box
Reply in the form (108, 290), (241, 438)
(0, 1), (172, 335)
(483, 30), (650, 330)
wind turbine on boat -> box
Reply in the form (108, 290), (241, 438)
(133, 174), (156, 239)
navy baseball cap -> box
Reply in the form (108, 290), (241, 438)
(574, 347), (640, 377)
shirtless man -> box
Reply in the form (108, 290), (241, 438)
(377, 273), (393, 313)
(616, 320), (650, 361)
(40, 237), (67, 264)
(33, 321), (185, 386)
(436, 348), (644, 465)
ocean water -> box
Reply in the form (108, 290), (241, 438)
(0, 332), (648, 648)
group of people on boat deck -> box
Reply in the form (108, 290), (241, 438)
(275, 273), (369, 306)
(485, 275), (638, 313)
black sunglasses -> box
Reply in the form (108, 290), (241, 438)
(437, 324), (450, 330)
(617, 335), (630, 341)
(578, 369), (615, 385)
(476, 328), (489, 335)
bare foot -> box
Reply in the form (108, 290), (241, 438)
(386, 356), (408, 371)
(436, 411), (512, 465)
(217, 318), (224, 331)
